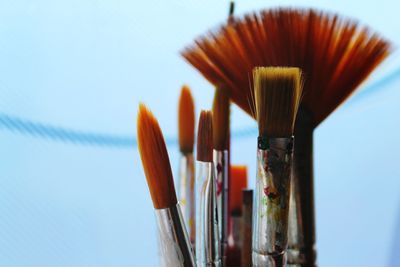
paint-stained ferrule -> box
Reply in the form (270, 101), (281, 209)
(213, 149), (228, 263)
(252, 137), (294, 267)
(179, 154), (196, 246)
(196, 161), (221, 267)
(155, 204), (196, 267)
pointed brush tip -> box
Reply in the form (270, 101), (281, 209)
(197, 110), (213, 162)
(137, 104), (177, 209)
(178, 85), (195, 153)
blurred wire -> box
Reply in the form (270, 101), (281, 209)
(0, 66), (399, 148)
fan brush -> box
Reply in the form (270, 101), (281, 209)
(182, 8), (391, 124)
(182, 8), (391, 266)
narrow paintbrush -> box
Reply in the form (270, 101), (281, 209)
(212, 87), (230, 265)
(178, 85), (196, 246)
(196, 110), (221, 267)
(253, 67), (302, 266)
(137, 103), (196, 267)
(226, 165), (248, 267)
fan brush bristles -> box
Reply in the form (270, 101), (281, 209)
(197, 110), (213, 162)
(212, 87), (230, 150)
(182, 8), (391, 125)
(178, 85), (195, 154)
(137, 103), (177, 209)
(254, 67), (303, 137)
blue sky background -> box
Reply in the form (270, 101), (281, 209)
(0, 0), (399, 266)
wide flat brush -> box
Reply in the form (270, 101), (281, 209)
(253, 67), (302, 267)
(182, 8), (391, 266)
(137, 104), (196, 267)
(178, 85), (196, 246)
(212, 87), (230, 265)
(196, 110), (221, 267)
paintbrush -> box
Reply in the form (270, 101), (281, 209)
(212, 87), (230, 265)
(196, 110), (221, 267)
(226, 165), (248, 267)
(178, 85), (196, 246)
(137, 103), (196, 267)
(181, 8), (391, 266)
(253, 67), (302, 266)
(182, 8), (390, 121)
(241, 189), (253, 267)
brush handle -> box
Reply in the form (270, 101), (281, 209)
(155, 204), (196, 267)
(230, 215), (242, 248)
(287, 108), (316, 267)
(179, 154), (196, 246)
(196, 161), (221, 267)
(241, 189), (253, 267)
(252, 137), (293, 267)
(213, 150), (229, 266)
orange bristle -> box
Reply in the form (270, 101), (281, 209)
(178, 85), (195, 153)
(229, 165), (248, 215)
(182, 8), (391, 126)
(212, 87), (230, 150)
(137, 103), (177, 209)
(197, 110), (213, 162)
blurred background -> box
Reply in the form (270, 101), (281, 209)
(0, 0), (399, 266)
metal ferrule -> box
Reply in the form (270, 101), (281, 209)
(252, 137), (294, 267)
(179, 153), (196, 246)
(213, 149), (229, 264)
(155, 204), (196, 267)
(288, 108), (317, 267)
(196, 161), (221, 267)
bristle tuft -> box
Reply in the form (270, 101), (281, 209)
(254, 67), (302, 137)
(197, 110), (213, 162)
(137, 103), (177, 209)
(212, 87), (230, 150)
(178, 85), (195, 153)
(182, 8), (391, 125)
(229, 165), (248, 215)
